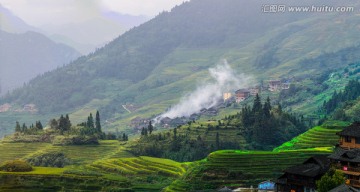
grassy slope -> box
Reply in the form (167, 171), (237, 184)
(3, 7), (360, 138)
(99, 12), (360, 134)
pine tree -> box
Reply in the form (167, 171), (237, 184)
(35, 121), (43, 130)
(148, 121), (153, 134)
(22, 123), (27, 133)
(173, 127), (177, 140)
(95, 111), (101, 133)
(263, 96), (271, 118)
(141, 127), (145, 136)
(278, 104), (283, 114)
(65, 114), (71, 131)
(87, 113), (94, 129)
(49, 119), (58, 130)
(58, 115), (67, 134)
(122, 133), (126, 141)
(15, 121), (21, 132)
(252, 94), (262, 113)
(215, 132), (220, 149)
(144, 128), (148, 136)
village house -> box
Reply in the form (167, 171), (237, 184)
(281, 83), (290, 90)
(276, 155), (330, 192)
(268, 80), (291, 92)
(327, 122), (360, 188)
(130, 117), (150, 131)
(249, 86), (261, 96)
(337, 122), (360, 149)
(223, 92), (232, 102)
(0, 103), (11, 112)
(235, 89), (250, 103)
(328, 148), (360, 188)
(328, 184), (360, 192)
(268, 80), (281, 92)
(23, 104), (37, 112)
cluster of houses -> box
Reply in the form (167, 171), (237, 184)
(0, 103), (37, 113)
(223, 80), (290, 104)
(275, 122), (360, 192)
(218, 122), (360, 192)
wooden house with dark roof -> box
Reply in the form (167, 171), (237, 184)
(337, 122), (360, 149)
(328, 184), (360, 192)
(329, 122), (360, 188)
(235, 89), (250, 103)
(328, 148), (360, 188)
(276, 155), (330, 192)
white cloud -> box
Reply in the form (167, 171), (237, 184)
(154, 60), (253, 123)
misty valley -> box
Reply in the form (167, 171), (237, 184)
(1, 0), (360, 191)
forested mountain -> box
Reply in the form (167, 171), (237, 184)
(2, 0), (360, 134)
(0, 30), (80, 95)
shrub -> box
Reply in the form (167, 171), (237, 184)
(0, 159), (33, 172)
(52, 135), (99, 145)
(26, 152), (70, 168)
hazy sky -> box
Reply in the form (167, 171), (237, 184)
(0, 0), (189, 26)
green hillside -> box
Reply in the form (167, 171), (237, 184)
(2, 1), (360, 138)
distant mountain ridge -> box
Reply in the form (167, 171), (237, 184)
(0, 4), (36, 33)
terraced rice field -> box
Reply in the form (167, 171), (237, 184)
(0, 140), (186, 191)
(91, 156), (187, 177)
(0, 142), (51, 164)
(0, 140), (135, 164)
(176, 122), (247, 146)
(273, 126), (342, 151)
(164, 149), (332, 191)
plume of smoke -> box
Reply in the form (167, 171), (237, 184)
(154, 59), (252, 123)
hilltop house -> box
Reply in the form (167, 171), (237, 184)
(337, 122), (360, 149)
(130, 117), (150, 131)
(23, 104), (37, 112)
(328, 148), (360, 188)
(0, 103), (11, 112)
(276, 155), (330, 192)
(328, 122), (360, 188)
(250, 86), (261, 96)
(223, 92), (232, 102)
(235, 89), (250, 103)
(268, 80), (281, 92)
(268, 80), (291, 92)
(282, 83), (290, 90)
(328, 184), (360, 192)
